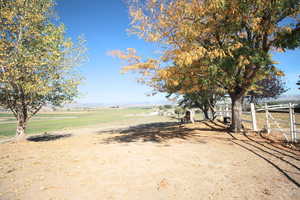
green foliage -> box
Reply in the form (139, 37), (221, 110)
(163, 105), (173, 109)
(174, 107), (184, 115)
(295, 104), (300, 113)
(178, 91), (222, 120)
(0, 0), (86, 136)
(247, 71), (288, 103)
(158, 106), (164, 110)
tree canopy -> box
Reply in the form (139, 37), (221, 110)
(0, 0), (86, 139)
(247, 71), (288, 103)
(111, 0), (300, 132)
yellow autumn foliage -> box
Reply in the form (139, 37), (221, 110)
(111, 0), (299, 109)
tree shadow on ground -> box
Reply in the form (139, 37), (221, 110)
(101, 122), (213, 144)
(225, 132), (300, 188)
(27, 133), (72, 142)
(100, 121), (239, 144)
(100, 120), (300, 187)
(259, 133), (300, 153)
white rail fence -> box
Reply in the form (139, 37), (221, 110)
(215, 103), (257, 131)
(256, 103), (298, 143)
(216, 103), (298, 143)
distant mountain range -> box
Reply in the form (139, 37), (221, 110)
(273, 94), (300, 101)
(64, 100), (175, 108)
(2, 94), (298, 111)
(65, 94), (300, 108)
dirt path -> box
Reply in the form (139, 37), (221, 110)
(0, 121), (299, 200)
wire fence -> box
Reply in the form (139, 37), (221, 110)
(216, 103), (298, 143)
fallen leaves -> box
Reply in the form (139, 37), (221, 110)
(157, 178), (169, 190)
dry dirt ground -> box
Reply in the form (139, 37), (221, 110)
(0, 121), (300, 200)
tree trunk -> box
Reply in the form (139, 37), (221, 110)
(203, 109), (210, 120)
(208, 98), (217, 120)
(211, 109), (217, 120)
(15, 118), (27, 141)
(230, 94), (243, 133)
(199, 105), (210, 120)
(209, 105), (216, 120)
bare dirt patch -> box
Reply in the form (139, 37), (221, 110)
(0, 121), (299, 200)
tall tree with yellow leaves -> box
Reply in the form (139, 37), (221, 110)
(111, 0), (300, 132)
(0, 0), (86, 140)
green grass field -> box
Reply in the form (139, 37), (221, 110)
(0, 107), (160, 137)
(2, 106), (297, 139)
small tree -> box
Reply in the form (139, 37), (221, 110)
(174, 106), (184, 116)
(0, 0), (86, 140)
(178, 92), (221, 120)
(163, 105), (173, 109)
(155, 61), (223, 120)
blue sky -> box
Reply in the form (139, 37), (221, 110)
(56, 0), (300, 104)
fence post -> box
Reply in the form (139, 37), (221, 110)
(190, 109), (195, 124)
(292, 105), (297, 142)
(250, 103), (258, 132)
(289, 103), (295, 143)
(222, 105), (225, 120)
(225, 103), (229, 118)
(265, 103), (270, 134)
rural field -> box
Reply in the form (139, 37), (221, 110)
(0, 107), (167, 138)
(1, 0), (300, 199)
(0, 108), (300, 200)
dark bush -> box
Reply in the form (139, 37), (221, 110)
(164, 105), (173, 109)
(295, 104), (300, 113)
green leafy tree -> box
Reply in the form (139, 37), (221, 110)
(178, 92), (222, 120)
(0, 0), (86, 140)
(174, 106), (184, 116)
(247, 71), (288, 103)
